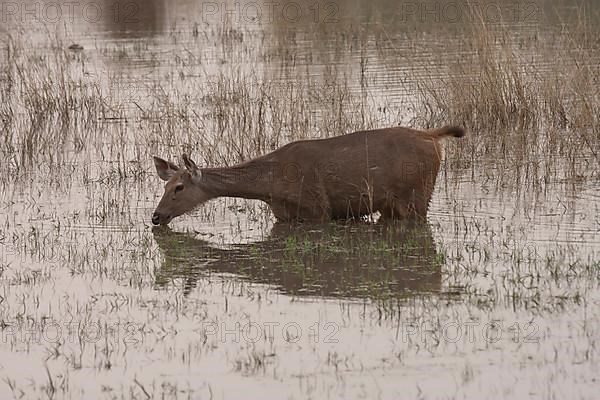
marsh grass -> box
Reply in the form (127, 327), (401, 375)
(2, 8), (598, 190)
(1, 25), (389, 184)
(1, 30), (107, 170)
(414, 6), (600, 179)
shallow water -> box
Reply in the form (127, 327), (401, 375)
(1, 0), (599, 399)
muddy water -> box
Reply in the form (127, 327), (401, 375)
(1, 0), (599, 399)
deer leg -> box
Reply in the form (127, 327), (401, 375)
(411, 179), (436, 220)
(380, 202), (410, 220)
(269, 202), (292, 222)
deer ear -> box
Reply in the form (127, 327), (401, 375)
(154, 157), (179, 181)
(182, 154), (202, 180)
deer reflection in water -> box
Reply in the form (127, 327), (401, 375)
(152, 222), (443, 299)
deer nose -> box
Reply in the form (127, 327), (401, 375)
(152, 213), (160, 226)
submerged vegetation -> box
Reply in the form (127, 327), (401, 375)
(0, 1), (599, 398)
(153, 222), (442, 299)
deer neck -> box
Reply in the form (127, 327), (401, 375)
(199, 161), (276, 201)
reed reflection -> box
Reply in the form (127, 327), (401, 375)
(152, 222), (442, 298)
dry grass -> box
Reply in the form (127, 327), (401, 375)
(1, 29), (107, 171)
(1, 9), (598, 183)
(413, 6), (600, 170)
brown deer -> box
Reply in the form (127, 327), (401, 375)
(152, 125), (464, 225)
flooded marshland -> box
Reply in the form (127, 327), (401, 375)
(0, 0), (599, 398)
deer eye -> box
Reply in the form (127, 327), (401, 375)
(175, 184), (184, 193)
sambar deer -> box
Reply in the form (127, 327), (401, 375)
(152, 125), (465, 225)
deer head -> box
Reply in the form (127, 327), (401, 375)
(152, 154), (211, 225)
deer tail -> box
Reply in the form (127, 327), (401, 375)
(427, 126), (466, 140)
